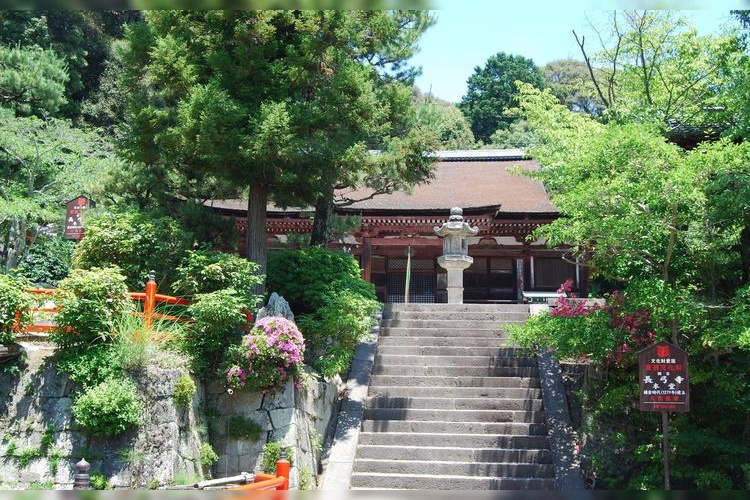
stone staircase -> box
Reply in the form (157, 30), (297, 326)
(349, 303), (556, 490)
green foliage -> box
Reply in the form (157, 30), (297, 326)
(16, 446), (41, 468)
(26, 480), (54, 490)
(172, 248), (263, 306)
(489, 119), (538, 149)
(56, 344), (123, 389)
(16, 236), (75, 286)
(297, 290), (379, 377)
(225, 316), (305, 393)
(458, 51), (545, 143)
(183, 289), (247, 377)
(226, 415), (262, 442)
(198, 442), (218, 467)
(0, 111), (118, 272)
(0, 273), (33, 343)
(508, 308), (618, 363)
(72, 209), (192, 290)
(267, 247), (376, 314)
(261, 441), (293, 474)
(120, 10), (437, 274)
(173, 373), (196, 409)
(0, 44), (68, 116)
(52, 267), (131, 349)
(413, 93), (476, 149)
(72, 377), (143, 437)
(89, 471), (113, 490)
(541, 58), (605, 117)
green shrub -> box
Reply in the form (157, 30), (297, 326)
(173, 373), (196, 409)
(89, 471), (113, 490)
(261, 441), (293, 474)
(55, 344), (123, 388)
(172, 248), (263, 307)
(297, 289), (378, 377)
(17, 236), (75, 286)
(0, 273), (34, 344)
(225, 316), (305, 393)
(199, 442), (218, 467)
(183, 289), (247, 377)
(72, 209), (192, 290)
(226, 416), (262, 441)
(266, 247), (376, 314)
(52, 267), (131, 349)
(72, 378), (143, 436)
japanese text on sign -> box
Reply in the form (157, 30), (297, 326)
(639, 341), (689, 412)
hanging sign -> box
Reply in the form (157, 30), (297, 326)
(63, 196), (95, 240)
(639, 341), (690, 412)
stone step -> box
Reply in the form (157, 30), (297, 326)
(380, 319), (523, 329)
(366, 386), (542, 400)
(374, 354), (536, 367)
(359, 432), (550, 449)
(352, 458), (555, 477)
(356, 445), (553, 463)
(359, 421), (548, 436)
(363, 408), (546, 423)
(379, 327), (506, 338)
(366, 396), (544, 412)
(375, 345), (508, 356)
(349, 473), (555, 490)
(367, 375), (540, 388)
(385, 311), (530, 322)
(370, 365), (539, 377)
(383, 303), (530, 314)
(376, 336), (506, 347)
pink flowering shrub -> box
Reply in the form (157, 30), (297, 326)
(508, 280), (658, 365)
(226, 316), (305, 393)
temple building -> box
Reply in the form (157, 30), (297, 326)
(207, 149), (586, 304)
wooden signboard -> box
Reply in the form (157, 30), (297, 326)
(639, 341), (690, 412)
(64, 196), (95, 240)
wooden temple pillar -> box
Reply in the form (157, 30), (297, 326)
(361, 234), (372, 282)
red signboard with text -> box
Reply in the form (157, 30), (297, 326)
(64, 196), (95, 240)
(639, 341), (690, 412)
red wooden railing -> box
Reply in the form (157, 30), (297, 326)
(17, 274), (254, 335)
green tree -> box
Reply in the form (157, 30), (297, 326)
(413, 91), (476, 149)
(541, 58), (604, 117)
(0, 45), (68, 116)
(458, 52), (545, 143)
(0, 109), (118, 271)
(0, 10), (141, 119)
(574, 11), (735, 137)
(120, 11), (437, 284)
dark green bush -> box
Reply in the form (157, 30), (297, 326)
(266, 247), (376, 314)
(52, 267), (131, 349)
(72, 209), (192, 290)
(17, 236), (76, 286)
(0, 273), (33, 344)
(183, 289), (247, 377)
(72, 378), (143, 436)
(172, 248), (262, 307)
(266, 248), (379, 378)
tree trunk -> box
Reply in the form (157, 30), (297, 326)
(310, 194), (334, 247)
(246, 183), (268, 295)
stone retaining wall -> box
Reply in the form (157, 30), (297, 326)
(0, 343), (341, 490)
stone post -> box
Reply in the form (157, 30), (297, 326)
(433, 208), (479, 304)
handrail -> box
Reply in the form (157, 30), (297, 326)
(18, 276), (254, 335)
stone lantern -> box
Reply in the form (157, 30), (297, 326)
(434, 207), (479, 303)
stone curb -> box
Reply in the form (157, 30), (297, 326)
(317, 312), (380, 490)
(535, 349), (585, 490)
